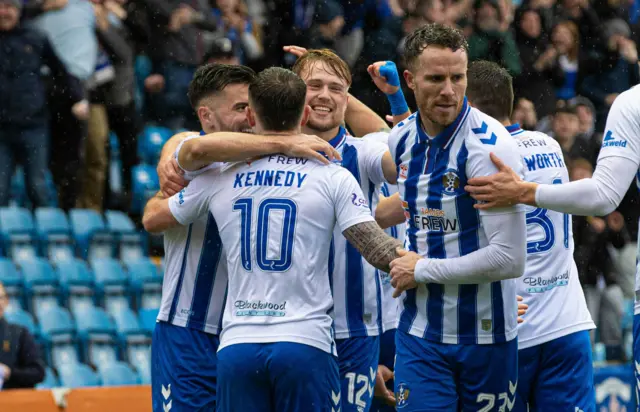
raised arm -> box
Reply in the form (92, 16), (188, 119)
(177, 132), (341, 171)
(342, 221), (403, 273)
(344, 93), (391, 136)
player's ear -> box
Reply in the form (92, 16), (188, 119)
(300, 105), (311, 127)
(197, 106), (213, 129)
(404, 70), (415, 90)
(246, 106), (256, 128)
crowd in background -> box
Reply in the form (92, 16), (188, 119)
(0, 0), (639, 358)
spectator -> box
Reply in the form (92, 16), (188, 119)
(513, 7), (557, 118)
(550, 100), (585, 161)
(0, 282), (46, 390)
(204, 37), (241, 65)
(308, 0), (344, 50)
(210, 0), (264, 64)
(28, 0), (97, 211)
(547, 20), (618, 100)
(0, 0), (84, 208)
(569, 95), (601, 163)
(467, 0), (522, 75)
(580, 18), (639, 130)
(511, 97), (539, 130)
(555, 0), (605, 53)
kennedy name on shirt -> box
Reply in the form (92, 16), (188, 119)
(233, 156), (310, 189)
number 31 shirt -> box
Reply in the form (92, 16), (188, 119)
(168, 154), (375, 356)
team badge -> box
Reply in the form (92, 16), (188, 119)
(442, 169), (461, 195)
(481, 319), (492, 332)
(396, 383), (410, 408)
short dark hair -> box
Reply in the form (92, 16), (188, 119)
(249, 67), (307, 132)
(466, 60), (514, 120)
(188, 63), (256, 109)
(403, 23), (469, 69)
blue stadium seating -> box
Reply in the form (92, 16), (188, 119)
(105, 210), (146, 261)
(69, 209), (115, 260)
(73, 305), (119, 368)
(36, 305), (79, 369)
(37, 367), (59, 389)
(58, 363), (101, 388)
(90, 258), (131, 314)
(130, 165), (160, 215)
(35, 208), (74, 262)
(98, 361), (140, 386)
(0, 207), (38, 260)
(138, 307), (159, 334)
(56, 259), (96, 313)
(128, 342), (151, 385)
(0, 258), (24, 310)
(18, 258), (60, 313)
(4, 306), (38, 336)
(138, 125), (173, 165)
(125, 259), (162, 310)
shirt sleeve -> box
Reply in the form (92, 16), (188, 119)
(167, 172), (216, 225)
(535, 155), (637, 216)
(596, 86), (640, 165)
(330, 167), (376, 232)
(414, 210), (527, 284)
(360, 139), (389, 185)
(466, 125), (527, 216)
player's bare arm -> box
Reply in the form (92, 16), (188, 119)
(178, 132), (342, 171)
(464, 152), (538, 209)
(342, 221), (403, 273)
(142, 192), (178, 234)
(375, 192), (405, 229)
(158, 132), (192, 197)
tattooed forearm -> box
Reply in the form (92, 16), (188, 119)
(342, 221), (403, 273)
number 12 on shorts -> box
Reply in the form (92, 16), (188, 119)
(233, 197), (298, 272)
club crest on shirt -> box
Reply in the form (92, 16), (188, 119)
(396, 383), (410, 408)
(442, 169), (461, 196)
(481, 319), (492, 332)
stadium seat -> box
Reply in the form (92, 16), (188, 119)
(0, 207), (38, 260)
(130, 165), (160, 215)
(73, 305), (119, 368)
(128, 342), (151, 385)
(105, 210), (146, 261)
(17, 257), (60, 313)
(126, 258), (162, 310)
(4, 306), (38, 336)
(90, 258), (131, 313)
(56, 259), (96, 313)
(35, 207), (74, 262)
(69, 209), (115, 260)
(138, 125), (173, 165)
(98, 361), (140, 386)
(138, 307), (159, 334)
(36, 305), (79, 369)
(36, 367), (59, 389)
(0, 258), (24, 310)
(57, 363), (101, 388)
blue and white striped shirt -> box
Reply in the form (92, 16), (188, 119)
(329, 127), (389, 339)
(388, 99), (525, 345)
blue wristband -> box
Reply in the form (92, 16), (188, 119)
(386, 89), (409, 116)
(379, 61), (409, 115)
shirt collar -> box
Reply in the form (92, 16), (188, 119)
(328, 126), (347, 149)
(416, 97), (470, 147)
(505, 123), (524, 136)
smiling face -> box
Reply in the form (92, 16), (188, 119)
(198, 83), (252, 133)
(404, 45), (468, 135)
(298, 60), (350, 136)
